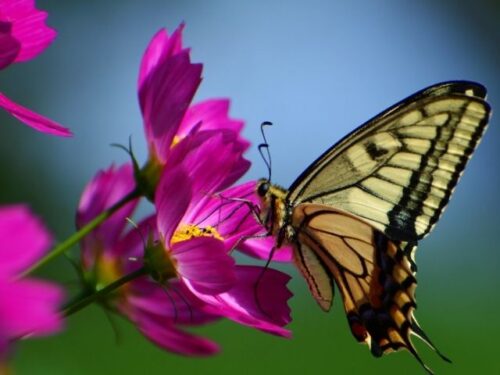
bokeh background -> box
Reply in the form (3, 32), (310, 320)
(2, 0), (499, 374)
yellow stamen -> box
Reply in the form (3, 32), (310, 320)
(172, 224), (223, 244)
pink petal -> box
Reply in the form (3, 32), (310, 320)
(238, 237), (294, 262)
(0, 27), (20, 70)
(172, 236), (236, 295)
(0, 0), (56, 63)
(138, 25), (184, 91)
(139, 50), (202, 163)
(190, 181), (263, 249)
(0, 205), (52, 277)
(178, 99), (245, 138)
(76, 164), (139, 266)
(126, 279), (218, 326)
(0, 92), (71, 137)
(169, 131), (250, 221)
(0, 278), (64, 339)
(155, 166), (192, 243)
(134, 310), (219, 356)
(185, 265), (292, 337)
(230, 266), (292, 328)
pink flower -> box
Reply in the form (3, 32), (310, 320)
(152, 164), (237, 295)
(137, 24), (248, 173)
(76, 23), (293, 355)
(0, 205), (64, 359)
(77, 161), (292, 354)
(77, 165), (220, 356)
(135, 24), (289, 261)
(0, 0), (71, 136)
(142, 66), (292, 336)
(153, 139), (292, 337)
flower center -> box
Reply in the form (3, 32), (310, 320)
(171, 224), (223, 243)
(144, 224), (223, 284)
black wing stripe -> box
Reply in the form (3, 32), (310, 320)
(387, 100), (489, 240)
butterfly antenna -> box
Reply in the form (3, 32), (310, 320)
(258, 121), (273, 182)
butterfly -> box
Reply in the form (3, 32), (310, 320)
(255, 81), (490, 374)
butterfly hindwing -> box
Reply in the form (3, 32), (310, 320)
(287, 81), (490, 242)
(291, 203), (447, 373)
(293, 241), (334, 311)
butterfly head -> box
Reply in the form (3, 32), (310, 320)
(256, 179), (271, 198)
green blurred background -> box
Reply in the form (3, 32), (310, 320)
(2, 0), (499, 374)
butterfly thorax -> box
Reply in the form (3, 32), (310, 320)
(256, 179), (295, 247)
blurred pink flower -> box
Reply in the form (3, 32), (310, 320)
(76, 164), (140, 272)
(137, 24), (248, 168)
(0, 205), (64, 360)
(0, 0), (71, 136)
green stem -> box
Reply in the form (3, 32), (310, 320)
(23, 188), (141, 277)
(63, 266), (148, 317)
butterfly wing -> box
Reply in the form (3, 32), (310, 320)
(292, 203), (446, 373)
(287, 81), (490, 242)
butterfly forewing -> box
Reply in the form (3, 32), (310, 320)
(287, 82), (490, 242)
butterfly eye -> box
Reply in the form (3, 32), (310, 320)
(257, 181), (270, 197)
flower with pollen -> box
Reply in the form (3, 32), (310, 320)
(76, 22), (293, 356)
(78, 164), (221, 355)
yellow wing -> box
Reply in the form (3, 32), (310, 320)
(287, 81), (490, 242)
(292, 203), (447, 373)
